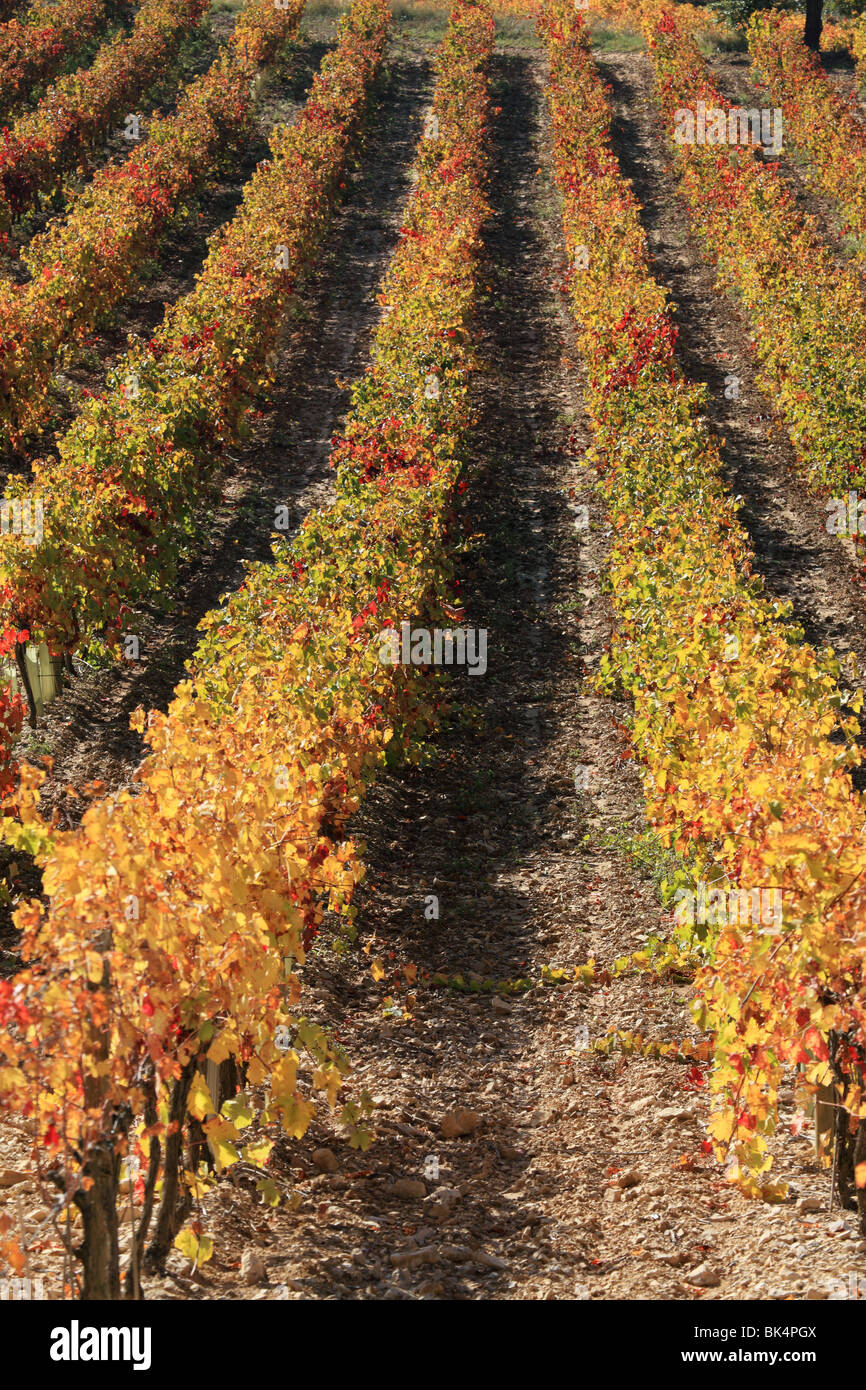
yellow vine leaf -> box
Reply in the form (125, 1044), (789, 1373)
(84, 952), (104, 985)
(708, 1110), (736, 1144)
(202, 1116), (240, 1170)
(222, 1094), (254, 1130)
(244, 1139), (273, 1167)
(174, 1228), (214, 1267)
(187, 1072), (215, 1122)
(205, 1033), (233, 1066)
(256, 1177), (281, 1207)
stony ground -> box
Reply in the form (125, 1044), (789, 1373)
(2, 15), (866, 1303)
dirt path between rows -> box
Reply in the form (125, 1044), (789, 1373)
(122, 37), (866, 1303)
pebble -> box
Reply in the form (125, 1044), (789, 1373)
(392, 1178), (427, 1200)
(688, 1262), (722, 1288)
(417, 1279), (445, 1297)
(492, 996), (513, 1016)
(390, 1245), (438, 1270)
(656, 1106), (693, 1122)
(796, 1196), (822, 1214)
(617, 1168), (641, 1189)
(0, 1170), (29, 1188)
(240, 1250), (267, 1286)
(440, 1243), (476, 1262)
(525, 1105), (558, 1127)
(628, 1097), (655, 1114)
(475, 1250), (508, 1271)
(424, 1186), (461, 1220)
(440, 1107), (480, 1139)
(312, 1148), (339, 1173)
(439, 1243), (507, 1270)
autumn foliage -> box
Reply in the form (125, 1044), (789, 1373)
(0, 0), (385, 661)
(0, 0), (306, 450)
(0, 0), (122, 119)
(644, 6), (866, 499)
(854, 14), (866, 80)
(747, 9), (866, 263)
(0, 0), (210, 238)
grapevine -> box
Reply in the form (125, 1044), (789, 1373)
(0, 0), (210, 239)
(644, 6), (866, 498)
(0, 0), (307, 449)
(0, 0), (122, 120)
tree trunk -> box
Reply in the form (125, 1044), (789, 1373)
(144, 1059), (196, 1271)
(14, 640), (36, 727)
(826, 1027), (866, 1234)
(74, 931), (124, 1298)
(853, 1119), (866, 1237)
(124, 1073), (159, 1299)
(804, 0), (823, 51)
(73, 1137), (122, 1300)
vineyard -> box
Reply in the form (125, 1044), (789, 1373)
(0, 0), (862, 1324)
